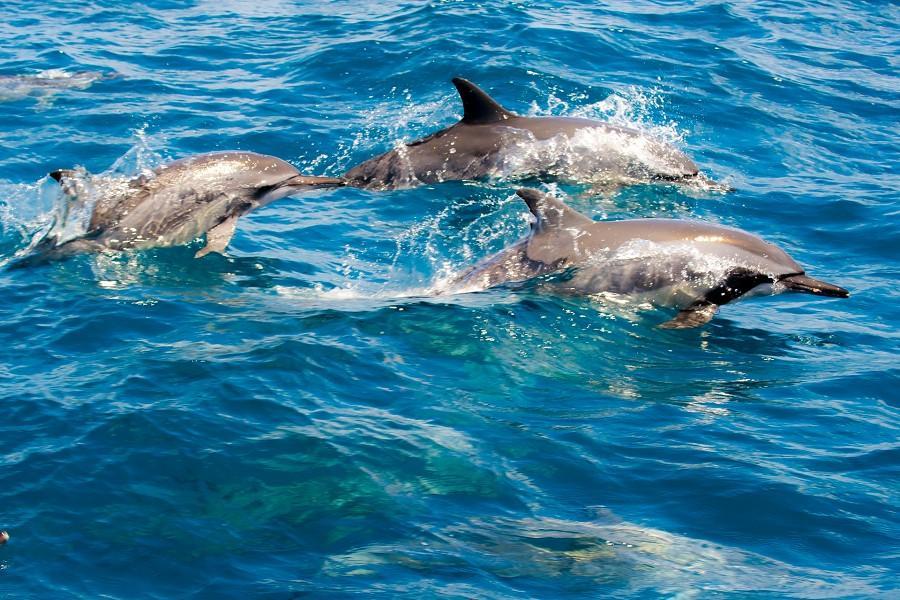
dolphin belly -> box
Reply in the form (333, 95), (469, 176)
(547, 251), (720, 308)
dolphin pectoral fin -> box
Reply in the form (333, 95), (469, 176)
(195, 215), (238, 258)
(659, 268), (775, 329)
(659, 302), (718, 329)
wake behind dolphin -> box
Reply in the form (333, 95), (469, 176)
(345, 78), (717, 191)
(450, 188), (848, 328)
(14, 151), (343, 266)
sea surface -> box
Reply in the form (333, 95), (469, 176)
(0, 1), (898, 597)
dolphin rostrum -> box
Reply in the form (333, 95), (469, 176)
(345, 78), (707, 191)
(451, 188), (848, 328)
(26, 151), (343, 263)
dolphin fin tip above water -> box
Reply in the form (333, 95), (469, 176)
(48, 169), (76, 182)
(451, 77), (516, 124)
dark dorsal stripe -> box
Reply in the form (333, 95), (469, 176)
(452, 77), (515, 124)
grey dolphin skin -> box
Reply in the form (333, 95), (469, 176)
(25, 151), (343, 263)
(452, 188), (848, 328)
(344, 78), (704, 190)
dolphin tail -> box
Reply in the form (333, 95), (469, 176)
(7, 237), (100, 269)
(780, 274), (849, 298)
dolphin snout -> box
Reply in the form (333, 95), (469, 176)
(285, 175), (346, 188)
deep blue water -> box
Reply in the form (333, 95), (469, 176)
(1, 1), (898, 597)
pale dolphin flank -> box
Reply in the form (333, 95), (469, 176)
(451, 188), (848, 328)
(25, 151), (343, 263)
(345, 78), (707, 190)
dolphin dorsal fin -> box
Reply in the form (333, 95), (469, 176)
(518, 188), (593, 233)
(517, 188), (594, 265)
(452, 77), (515, 124)
(49, 169), (78, 182)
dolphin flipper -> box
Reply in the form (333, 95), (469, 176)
(659, 268), (776, 329)
(195, 214), (238, 258)
(660, 302), (718, 329)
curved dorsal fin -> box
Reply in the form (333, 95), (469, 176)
(49, 169), (78, 182)
(517, 188), (593, 233)
(516, 188), (594, 265)
(452, 77), (515, 124)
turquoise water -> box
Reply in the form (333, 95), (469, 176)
(1, 0), (898, 597)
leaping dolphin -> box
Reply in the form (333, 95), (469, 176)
(23, 151), (343, 264)
(345, 78), (709, 191)
(450, 188), (848, 328)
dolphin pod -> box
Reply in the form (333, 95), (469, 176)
(16, 77), (848, 328)
(450, 188), (847, 328)
(344, 78), (705, 190)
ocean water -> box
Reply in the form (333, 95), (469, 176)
(0, 0), (898, 597)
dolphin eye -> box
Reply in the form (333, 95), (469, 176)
(254, 184), (277, 198)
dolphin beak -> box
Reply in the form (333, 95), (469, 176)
(285, 175), (346, 188)
(260, 175), (346, 204)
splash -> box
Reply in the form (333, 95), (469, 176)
(0, 127), (167, 268)
(529, 84), (684, 144)
(309, 89), (457, 176)
(491, 125), (693, 185)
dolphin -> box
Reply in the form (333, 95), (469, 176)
(0, 69), (115, 104)
(344, 78), (708, 191)
(450, 188), (848, 328)
(23, 151), (343, 264)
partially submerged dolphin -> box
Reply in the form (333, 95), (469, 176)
(345, 78), (707, 190)
(451, 188), (848, 328)
(25, 151), (343, 263)
(0, 69), (114, 104)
